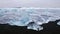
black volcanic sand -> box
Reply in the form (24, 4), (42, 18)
(0, 19), (60, 34)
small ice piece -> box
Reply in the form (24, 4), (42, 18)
(27, 22), (43, 31)
(57, 21), (60, 25)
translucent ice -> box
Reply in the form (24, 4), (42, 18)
(0, 8), (60, 31)
(57, 21), (60, 25)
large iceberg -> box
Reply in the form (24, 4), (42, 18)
(0, 8), (60, 31)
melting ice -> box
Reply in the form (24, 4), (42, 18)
(0, 8), (60, 31)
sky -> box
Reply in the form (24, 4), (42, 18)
(0, 0), (60, 8)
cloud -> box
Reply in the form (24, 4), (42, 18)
(0, 0), (60, 8)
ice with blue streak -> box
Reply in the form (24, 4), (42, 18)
(0, 8), (60, 31)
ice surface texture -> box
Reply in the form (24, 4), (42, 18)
(0, 8), (60, 31)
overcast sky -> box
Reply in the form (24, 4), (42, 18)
(0, 0), (60, 8)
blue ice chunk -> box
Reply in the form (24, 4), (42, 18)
(0, 8), (60, 31)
